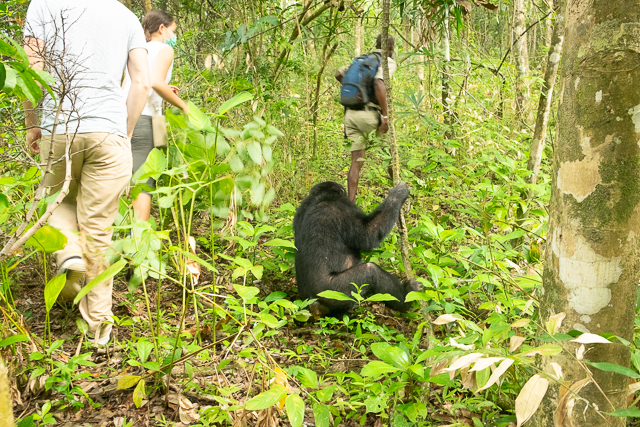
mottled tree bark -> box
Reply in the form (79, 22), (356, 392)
(530, 1), (640, 425)
(0, 357), (14, 427)
(527, 1), (566, 186)
(513, 0), (530, 126)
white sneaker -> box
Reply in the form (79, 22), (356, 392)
(58, 257), (86, 302)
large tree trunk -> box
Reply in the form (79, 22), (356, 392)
(527, 1), (566, 186)
(530, 1), (640, 425)
(0, 357), (14, 427)
(513, 0), (530, 127)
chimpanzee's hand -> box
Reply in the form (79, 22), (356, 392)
(390, 181), (410, 201)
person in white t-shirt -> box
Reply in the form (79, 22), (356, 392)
(23, 0), (150, 345)
(124, 10), (189, 222)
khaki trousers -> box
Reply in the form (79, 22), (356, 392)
(42, 133), (132, 336)
(344, 108), (381, 151)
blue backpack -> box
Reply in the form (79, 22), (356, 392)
(340, 52), (381, 109)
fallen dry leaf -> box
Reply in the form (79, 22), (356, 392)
(475, 358), (515, 394)
(571, 333), (611, 344)
(554, 377), (591, 426)
(179, 395), (200, 423)
(546, 312), (566, 336)
(511, 318), (530, 328)
(433, 314), (459, 325)
(470, 357), (504, 372)
(445, 353), (483, 373)
(515, 374), (549, 427)
(550, 362), (563, 380)
(576, 344), (586, 361)
(510, 336), (525, 353)
(186, 236), (201, 285)
(449, 337), (474, 351)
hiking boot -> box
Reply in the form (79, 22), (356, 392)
(58, 256), (86, 302)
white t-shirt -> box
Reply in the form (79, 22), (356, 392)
(24, 0), (146, 137)
(123, 41), (173, 117)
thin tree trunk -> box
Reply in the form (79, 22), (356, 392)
(442, 15), (455, 142)
(413, 24), (425, 91)
(530, 0), (640, 425)
(527, 1), (565, 186)
(0, 357), (14, 427)
(312, 43), (338, 157)
(381, 0), (412, 280)
(144, 0), (152, 13)
(513, 0), (530, 127)
(354, 12), (364, 57)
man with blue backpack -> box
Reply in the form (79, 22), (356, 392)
(335, 34), (396, 203)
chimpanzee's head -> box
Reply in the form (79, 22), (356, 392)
(309, 181), (347, 201)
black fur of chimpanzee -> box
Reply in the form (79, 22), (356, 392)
(293, 181), (420, 317)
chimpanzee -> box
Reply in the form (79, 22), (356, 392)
(293, 181), (420, 317)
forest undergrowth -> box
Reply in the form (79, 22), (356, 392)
(5, 3), (640, 426)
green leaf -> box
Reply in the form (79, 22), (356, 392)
(25, 225), (67, 253)
(187, 101), (212, 130)
(144, 148), (166, 177)
(169, 246), (217, 272)
(133, 378), (146, 407)
(313, 403), (331, 427)
(522, 344), (563, 357)
(317, 290), (353, 302)
(234, 284), (260, 300)
(73, 259), (127, 304)
(361, 361), (401, 377)
(258, 312), (280, 328)
(117, 375), (141, 390)
(295, 367), (318, 389)
(0, 62), (5, 91)
(266, 124), (284, 137)
(585, 362), (640, 379)
(245, 384), (287, 410)
(286, 394), (305, 427)
(247, 141), (262, 164)
(229, 154), (244, 171)
(366, 293), (399, 302)
(0, 334), (29, 347)
(44, 274), (66, 313)
(3, 66), (17, 91)
(136, 340), (153, 363)
(218, 92), (253, 115)
(606, 408), (640, 417)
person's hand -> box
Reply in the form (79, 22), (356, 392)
(169, 85), (180, 95)
(27, 128), (42, 154)
(378, 117), (389, 134)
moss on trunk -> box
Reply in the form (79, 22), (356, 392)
(531, 1), (640, 426)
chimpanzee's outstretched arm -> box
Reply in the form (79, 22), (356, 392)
(346, 182), (409, 252)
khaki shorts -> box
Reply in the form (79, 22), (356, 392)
(344, 108), (381, 152)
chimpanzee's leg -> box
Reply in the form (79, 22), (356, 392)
(315, 262), (411, 315)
